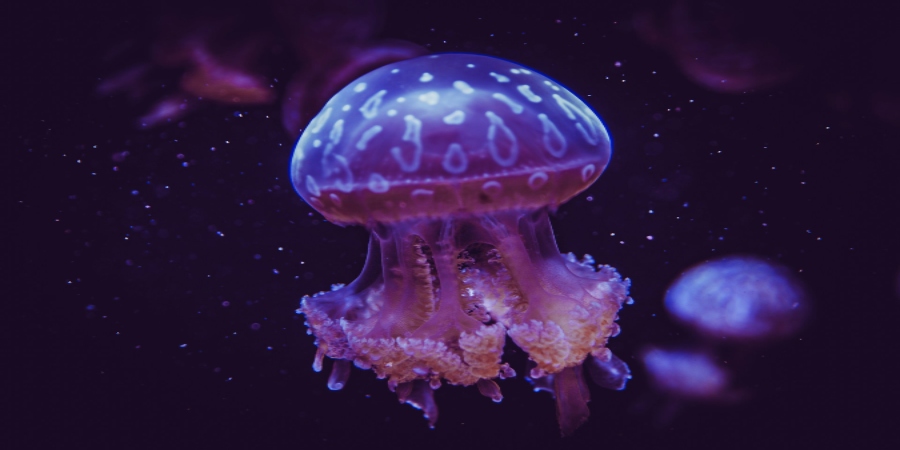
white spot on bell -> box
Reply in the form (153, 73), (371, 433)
(553, 94), (600, 145)
(528, 172), (548, 190)
(419, 72), (434, 82)
(391, 115), (423, 172)
(323, 153), (354, 193)
(356, 125), (383, 151)
(581, 164), (596, 182)
(443, 110), (465, 125)
(359, 90), (388, 119)
(305, 175), (320, 196)
(442, 143), (468, 174)
(517, 85), (541, 103)
(308, 107), (332, 133)
(411, 189), (434, 202)
(323, 119), (344, 154)
(490, 72), (510, 83)
(293, 143), (306, 165)
(454, 81), (475, 94)
(492, 93), (524, 114)
(418, 91), (440, 106)
(538, 113), (567, 157)
(481, 180), (502, 197)
(485, 111), (519, 167)
(353, 82), (367, 93)
(368, 173), (390, 193)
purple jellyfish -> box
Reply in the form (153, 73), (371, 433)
(641, 347), (734, 401)
(633, 0), (800, 93)
(664, 256), (808, 341)
(636, 346), (743, 425)
(96, 0), (426, 132)
(292, 53), (631, 436)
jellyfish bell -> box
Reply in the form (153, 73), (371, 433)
(291, 53), (630, 436)
(292, 53), (612, 224)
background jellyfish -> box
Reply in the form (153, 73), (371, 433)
(633, 0), (801, 94)
(664, 256), (808, 341)
(636, 346), (744, 426)
(635, 255), (808, 423)
(292, 53), (631, 436)
(16, 0), (900, 448)
(641, 347), (732, 401)
(632, 0), (900, 126)
(96, 0), (426, 133)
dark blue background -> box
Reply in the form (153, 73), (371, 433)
(9, 1), (899, 448)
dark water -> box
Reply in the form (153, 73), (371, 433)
(9, 1), (899, 449)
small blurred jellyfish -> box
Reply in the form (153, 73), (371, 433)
(635, 256), (807, 422)
(636, 346), (744, 425)
(96, 0), (426, 132)
(664, 256), (808, 341)
(641, 347), (736, 402)
(633, 1), (800, 94)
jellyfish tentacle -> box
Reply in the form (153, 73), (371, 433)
(476, 378), (504, 402)
(327, 359), (352, 390)
(552, 365), (592, 437)
(394, 380), (439, 428)
(586, 352), (631, 391)
(487, 210), (616, 373)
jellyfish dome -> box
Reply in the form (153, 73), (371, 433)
(292, 53), (630, 436)
(292, 53), (612, 224)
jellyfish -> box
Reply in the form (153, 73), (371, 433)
(292, 53), (631, 436)
(641, 346), (733, 401)
(664, 256), (808, 341)
(96, 0), (426, 132)
(635, 346), (744, 425)
(633, 0), (800, 93)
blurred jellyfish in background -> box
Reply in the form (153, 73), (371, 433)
(633, 0), (801, 94)
(664, 256), (808, 342)
(642, 348), (730, 401)
(638, 256), (808, 421)
(97, 0), (426, 133)
(633, 0), (900, 126)
(637, 346), (744, 425)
